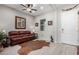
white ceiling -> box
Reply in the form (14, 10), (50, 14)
(4, 4), (76, 17)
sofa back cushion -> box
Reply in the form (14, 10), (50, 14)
(9, 31), (20, 36)
(19, 31), (31, 34)
(9, 31), (31, 36)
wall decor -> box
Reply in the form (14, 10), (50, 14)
(48, 21), (52, 25)
(15, 16), (26, 29)
(35, 23), (38, 27)
(40, 19), (46, 31)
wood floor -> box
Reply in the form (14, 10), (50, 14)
(0, 40), (77, 55)
(18, 40), (50, 55)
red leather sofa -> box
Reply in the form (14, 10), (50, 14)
(8, 31), (36, 45)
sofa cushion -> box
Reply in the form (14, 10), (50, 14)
(9, 31), (20, 36)
(11, 37), (23, 41)
(19, 31), (31, 34)
(9, 35), (23, 38)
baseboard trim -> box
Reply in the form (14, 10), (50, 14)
(56, 41), (79, 46)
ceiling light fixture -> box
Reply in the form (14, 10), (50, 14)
(20, 4), (37, 13)
(26, 8), (31, 11)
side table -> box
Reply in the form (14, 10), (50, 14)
(35, 33), (38, 39)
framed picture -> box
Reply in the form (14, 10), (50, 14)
(35, 23), (38, 27)
(48, 21), (53, 25)
(15, 16), (26, 29)
(40, 19), (46, 31)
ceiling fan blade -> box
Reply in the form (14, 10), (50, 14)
(20, 4), (27, 8)
(31, 9), (37, 11)
(22, 9), (26, 10)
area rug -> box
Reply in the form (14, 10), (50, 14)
(18, 40), (50, 55)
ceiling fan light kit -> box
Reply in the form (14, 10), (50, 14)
(21, 4), (37, 13)
(26, 8), (31, 11)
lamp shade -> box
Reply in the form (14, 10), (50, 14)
(2, 30), (6, 33)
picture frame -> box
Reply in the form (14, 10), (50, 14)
(15, 16), (26, 29)
(40, 19), (46, 31)
(35, 23), (38, 27)
(48, 21), (53, 25)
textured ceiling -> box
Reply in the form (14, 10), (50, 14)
(4, 4), (76, 16)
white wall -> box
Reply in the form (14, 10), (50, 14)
(0, 4), (79, 45)
(0, 5), (34, 34)
(60, 7), (79, 45)
(34, 6), (79, 45)
(34, 11), (58, 42)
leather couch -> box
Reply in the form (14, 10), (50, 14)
(8, 31), (36, 46)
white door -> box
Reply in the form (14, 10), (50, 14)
(60, 10), (78, 45)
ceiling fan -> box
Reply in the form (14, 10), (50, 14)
(20, 4), (37, 13)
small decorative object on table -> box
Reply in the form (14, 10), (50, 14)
(34, 33), (38, 39)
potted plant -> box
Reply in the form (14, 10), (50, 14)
(0, 32), (7, 51)
(0, 32), (6, 44)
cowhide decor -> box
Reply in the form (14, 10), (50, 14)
(18, 40), (50, 55)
